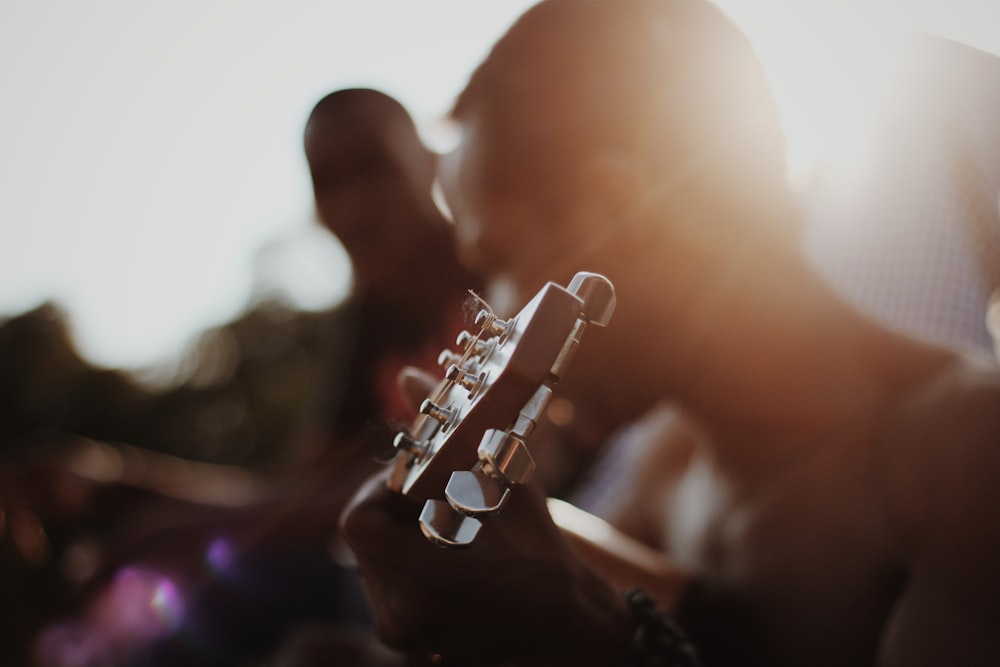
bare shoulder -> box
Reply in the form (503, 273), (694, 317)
(908, 355), (1000, 442)
(878, 354), (1000, 527)
(874, 355), (1000, 665)
(898, 354), (1000, 455)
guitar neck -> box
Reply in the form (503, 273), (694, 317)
(547, 497), (688, 610)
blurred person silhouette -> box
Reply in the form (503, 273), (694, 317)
(339, 2), (1000, 666)
(803, 34), (1000, 360)
(299, 87), (483, 474)
(28, 88), (479, 667)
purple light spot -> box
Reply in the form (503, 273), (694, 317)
(206, 536), (236, 572)
(151, 578), (184, 631)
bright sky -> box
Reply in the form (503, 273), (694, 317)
(1, 0), (996, 371)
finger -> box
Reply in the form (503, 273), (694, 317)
(339, 471), (421, 555)
(396, 366), (439, 412)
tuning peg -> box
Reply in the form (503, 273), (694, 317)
(445, 469), (510, 518)
(392, 431), (427, 459)
(548, 274), (615, 380)
(437, 349), (462, 368)
(549, 320), (584, 380)
(477, 429), (535, 486)
(419, 399), (455, 428)
(419, 499), (481, 547)
(474, 309), (511, 340)
(445, 364), (487, 399)
(568, 272), (616, 327)
(456, 331), (492, 358)
(511, 385), (553, 439)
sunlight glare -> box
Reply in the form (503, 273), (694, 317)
(714, 0), (908, 183)
(1, 0), (992, 369)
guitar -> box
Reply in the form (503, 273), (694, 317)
(384, 271), (687, 607)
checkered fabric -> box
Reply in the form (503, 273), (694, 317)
(803, 34), (1000, 359)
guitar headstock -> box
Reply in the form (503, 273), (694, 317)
(385, 271), (615, 547)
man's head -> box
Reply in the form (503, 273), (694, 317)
(438, 0), (791, 282)
(304, 88), (439, 287)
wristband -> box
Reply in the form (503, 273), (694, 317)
(622, 589), (701, 667)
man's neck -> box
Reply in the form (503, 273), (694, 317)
(603, 227), (935, 456)
(648, 246), (953, 474)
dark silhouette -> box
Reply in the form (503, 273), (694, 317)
(0, 300), (335, 665)
(12, 88), (479, 667)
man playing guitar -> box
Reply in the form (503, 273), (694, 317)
(341, 2), (1000, 666)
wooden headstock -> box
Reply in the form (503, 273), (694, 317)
(385, 271), (615, 547)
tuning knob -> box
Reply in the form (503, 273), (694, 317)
(445, 364), (487, 399)
(445, 469), (510, 517)
(477, 428), (535, 486)
(456, 331), (492, 358)
(419, 399), (455, 428)
(511, 385), (553, 439)
(568, 272), (616, 327)
(437, 349), (462, 368)
(392, 431), (427, 459)
(474, 310), (511, 340)
(419, 499), (481, 547)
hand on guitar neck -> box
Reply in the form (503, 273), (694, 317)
(339, 272), (689, 665)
